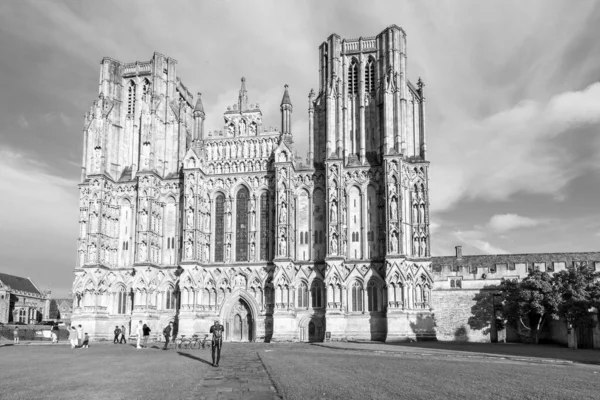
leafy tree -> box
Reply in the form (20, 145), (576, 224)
(553, 264), (600, 330)
(498, 271), (560, 344)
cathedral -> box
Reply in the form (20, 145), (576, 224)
(72, 25), (435, 342)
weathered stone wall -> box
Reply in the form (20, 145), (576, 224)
(431, 289), (493, 342)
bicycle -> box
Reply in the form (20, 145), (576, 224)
(167, 335), (184, 350)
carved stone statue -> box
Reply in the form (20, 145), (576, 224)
(330, 236), (338, 255)
(228, 124), (234, 136)
(231, 142), (237, 159)
(420, 237), (427, 257)
(261, 140), (267, 157)
(185, 240), (192, 259)
(279, 203), (287, 224)
(237, 143), (243, 158)
(250, 242), (255, 260)
(204, 244), (210, 261)
(243, 141), (249, 158)
(278, 236), (286, 256)
(390, 198), (398, 220)
(330, 201), (338, 222)
(186, 208), (193, 228)
(390, 232), (398, 253)
(249, 122), (256, 135)
(203, 212), (210, 230)
(413, 236), (419, 256)
(226, 211), (231, 230)
(412, 203), (418, 224)
(217, 142), (222, 158)
(419, 204), (425, 224)
(139, 242), (147, 261)
(141, 211), (148, 231)
(239, 119), (246, 135)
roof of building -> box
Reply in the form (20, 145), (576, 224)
(0, 273), (41, 295)
(431, 251), (600, 268)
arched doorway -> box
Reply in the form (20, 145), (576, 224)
(227, 298), (253, 342)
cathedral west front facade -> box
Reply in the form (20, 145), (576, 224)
(72, 25), (436, 342)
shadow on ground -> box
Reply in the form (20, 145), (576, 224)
(342, 340), (600, 365)
(177, 351), (214, 366)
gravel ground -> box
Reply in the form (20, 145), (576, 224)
(260, 344), (600, 400)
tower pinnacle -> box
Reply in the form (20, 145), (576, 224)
(238, 77), (248, 111)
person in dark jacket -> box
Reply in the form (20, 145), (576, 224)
(162, 322), (173, 350)
(141, 324), (151, 348)
(209, 319), (224, 367)
(113, 326), (121, 344)
(119, 325), (127, 344)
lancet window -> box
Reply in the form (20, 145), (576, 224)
(351, 281), (363, 312)
(214, 194), (225, 262)
(260, 192), (269, 260)
(348, 60), (358, 95)
(365, 58), (375, 92)
(127, 80), (136, 115)
(235, 187), (249, 261)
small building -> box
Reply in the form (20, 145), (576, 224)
(0, 272), (50, 324)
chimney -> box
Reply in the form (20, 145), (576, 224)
(455, 246), (462, 260)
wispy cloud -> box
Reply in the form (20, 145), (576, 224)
(487, 213), (545, 233)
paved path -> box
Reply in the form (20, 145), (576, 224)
(180, 344), (282, 400)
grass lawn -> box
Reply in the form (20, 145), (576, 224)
(1, 341), (599, 399)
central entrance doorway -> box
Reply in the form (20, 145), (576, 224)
(226, 298), (253, 342)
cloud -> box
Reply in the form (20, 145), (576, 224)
(0, 146), (79, 296)
(430, 82), (600, 212)
(487, 213), (544, 233)
(17, 115), (29, 129)
(453, 229), (509, 255)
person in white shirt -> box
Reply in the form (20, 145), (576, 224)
(136, 320), (143, 349)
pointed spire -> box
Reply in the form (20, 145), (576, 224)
(280, 84), (292, 107)
(238, 77), (248, 111)
(193, 92), (205, 115)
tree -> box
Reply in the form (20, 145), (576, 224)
(553, 264), (600, 332)
(498, 271), (560, 344)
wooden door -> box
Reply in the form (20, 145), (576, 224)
(576, 324), (593, 349)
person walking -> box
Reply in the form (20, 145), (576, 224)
(13, 326), (19, 345)
(76, 324), (83, 347)
(113, 325), (121, 344)
(51, 323), (59, 344)
(162, 321), (173, 350)
(82, 333), (90, 348)
(69, 327), (78, 348)
(135, 320), (143, 349)
(119, 325), (127, 344)
(142, 324), (151, 348)
(209, 319), (224, 367)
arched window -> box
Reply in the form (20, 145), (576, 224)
(367, 281), (378, 312)
(351, 281), (363, 312)
(116, 288), (127, 314)
(214, 194), (225, 262)
(348, 60), (358, 95)
(236, 187), (249, 261)
(142, 78), (151, 97)
(297, 282), (308, 308)
(260, 192), (269, 260)
(365, 58), (375, 92)
(127, 80), (137, 115)
(165, 288), (177, 310)
(311, 281), (322, 308)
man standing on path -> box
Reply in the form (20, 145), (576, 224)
(113, 325), (121, 344)
(119, 325), (127, 344)
(162, 321), (173, 350)
(209, 319), (224, 367)
(136, 320), (143, 349)
(77, 324), (83, 347)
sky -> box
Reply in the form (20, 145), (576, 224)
(0, 0), (599, 297)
